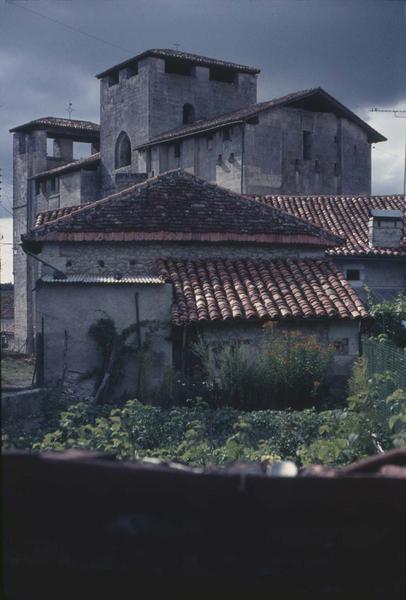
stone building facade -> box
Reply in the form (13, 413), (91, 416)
(23, 170), (368, 400)
(10, 118), (100, 352)
(10, 48), (391, 356)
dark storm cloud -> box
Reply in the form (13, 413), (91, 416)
(0, 0), (405, 216)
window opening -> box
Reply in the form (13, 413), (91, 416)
(125, 62), (138, 78)
(183, 103), (195, 125)
(108, 72), (119, 86)
(303, 131), (312, 161)
(165, 59), (193, 76)
(346, 269), (361, 282)
(115, 132), (132, 168)
(222, 127), (231, 141)
(209, 67), (235, 83)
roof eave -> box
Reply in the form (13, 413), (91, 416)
(95, 49), (260, 79)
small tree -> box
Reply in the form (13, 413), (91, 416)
(365, 291), (406, 347)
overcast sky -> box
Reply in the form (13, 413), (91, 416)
(0, 0), (405, 281)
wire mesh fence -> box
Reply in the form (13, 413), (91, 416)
(361, 335), (406, 391)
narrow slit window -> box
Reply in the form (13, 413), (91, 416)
(174, 143), (181, 158)
(222, 127), (231, 142)
(303, 131), (312, 161)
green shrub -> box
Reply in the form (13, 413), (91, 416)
(3, 361), (405, 469)
(194, 328), (332, 410)
(365, 291), (406, 347)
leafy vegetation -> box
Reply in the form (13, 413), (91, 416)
(365, 291), (406, 347)
(3, 359), (405, 468)
(194, 328), (333, 410)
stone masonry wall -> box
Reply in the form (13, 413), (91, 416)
(37, 242), (325, 279)
(99, 55), (257, 195)
(243, 107), (370, 195)
(13, 130), (48, 353)
(36, 282), (173, 399)
(149, 106), (371, 196)
(335, 257), (406, 301)
(198, 319), (360, 402)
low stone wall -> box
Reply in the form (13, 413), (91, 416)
(2, 388), (45, 434)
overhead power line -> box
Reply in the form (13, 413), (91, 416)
(7, 2), (132, 54)
(369, 107), (406, 195)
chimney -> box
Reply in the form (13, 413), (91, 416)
(368, 209), (404, 249)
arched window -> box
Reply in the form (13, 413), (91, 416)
(182, 103), (195, 125)
(115, 131), (131, 168)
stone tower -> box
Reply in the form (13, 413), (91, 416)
(9, 118), (100, 353)
(95, 49), (259, 194)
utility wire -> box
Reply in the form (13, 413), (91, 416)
(0, 201), (29, 230)
(7, 2), (132, 54)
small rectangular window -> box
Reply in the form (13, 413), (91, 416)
(174, 143), (181, 158)
(165, 59), (193, 76)
(108, 71), (119, 86)
(124, 62), (138, 78)
(334, 135), (338, 144)
(314, 159), (320, 173)
(50, 177), (56, 193)
(207, 134), (213, 150)
(210, 67), (235, 83)
(18, 136), (26, 154)
(334, 162), (340, 176)
(35, 180), (41, 195)
(303, 131), (312, 161)
(346, 269), (361, 281)
(222, 127), (231, 142)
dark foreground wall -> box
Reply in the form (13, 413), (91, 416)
(3, 450), (406, 598)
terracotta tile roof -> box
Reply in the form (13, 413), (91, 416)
(27, 170), (342, 247)
(254, 194), (406, 257)
(31, 153), (100, 181)
(10, 117), (100, 135)
(157, 258), (368, 325)
(35, 205), (86, 228)
(96, 48), (260, 79)
(1, 284), (14, 320)
(137, 88), (385, 148)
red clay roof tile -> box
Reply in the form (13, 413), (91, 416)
(254, 194), (406, 257)
(156, 257), (368, 325)
(26, 170), (341, 247)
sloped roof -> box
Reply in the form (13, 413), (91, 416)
(157, 257), (368, 325)
(10, 117), (100, 135)
(96, 48), (260, 79)
(255, 194), (406, 257)
(26, 170), (342, 247)
(31, 153), (100, 181)
(138, 88), (386, 148)
(35, 205), (86, 228)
